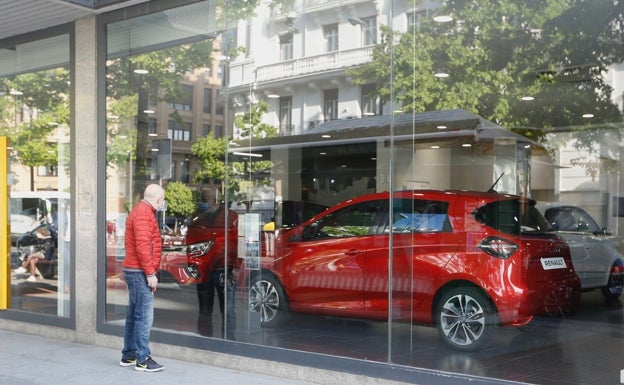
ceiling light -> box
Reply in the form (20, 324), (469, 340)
(434, 71), (449, 78)
(582, 113), (594, 118)
(267, 94), (279, 99)
(433, 15), (453, 23)
(148, 133), (158, 137)
(431, 145), (440, 149)
(437, 125), (447, 130)
(134, 69), (149, 74)
(143, 109), (155, 114)
(151, 148), (159, 152)
(322, 134), (331, 138)
(462, 143), (472, 147)
(233, 151), (263, 158)
(521, 96), (534, 101)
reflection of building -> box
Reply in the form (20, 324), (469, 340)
(106, 48), (226, 215)
(226, 1), (395, 135)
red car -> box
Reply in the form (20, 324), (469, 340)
(242, 190), (581, 350)
(185, 205), (239, 283)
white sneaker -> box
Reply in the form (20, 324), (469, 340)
(14, 267), (27, 274)
(26, 275), (36, 282)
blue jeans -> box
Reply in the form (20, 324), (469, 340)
(121, 270), (154, 362)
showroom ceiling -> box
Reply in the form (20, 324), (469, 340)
(0, 0), (150, 41)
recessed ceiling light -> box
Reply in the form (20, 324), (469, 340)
(521, 96), (534, 101)
(437, 125), (447, 129)
(267, 94), (279, 99)
(151, 148), (159, 152)
(322, 134), (331, 138)
(582, 113), (594, 118)
(433, 15), (453, 23)
(143, 109), (155, 114)
(462, 143), (472, 147)
(431, 145), (440, 149)
(434, 72), (449, 78)
(134, 69), (149, 74)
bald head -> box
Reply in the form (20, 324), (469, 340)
(144, 184), (165, 208)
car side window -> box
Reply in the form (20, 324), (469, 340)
(315, 200), (383, 238)
(391, 199), (451, 233)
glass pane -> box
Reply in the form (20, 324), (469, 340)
(1, 41), (72, 317)
(103, 1), (624, 384)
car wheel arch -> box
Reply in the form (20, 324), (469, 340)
(431, 280), (498, 324)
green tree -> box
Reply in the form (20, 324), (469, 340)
(347, 0), (624, 174)
(0, 69), (70, 190)
(165, 181), (195, 230)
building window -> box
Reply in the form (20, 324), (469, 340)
(215, 101), (224, 115)
(148, 117), (157, 136)
(279, 96), (292, 135)
(360, 16), (377, 45)
(203, 88), (212, 114)
(407, 10), (427, 32)
(214, 125), (223, 138)
(361, 84), (379, 116)
(181, 160), (190, 183)
(324, 23), (338, 52)
(37, 165), (58, 176)
(168, 84), (193, 111)
(168, 120), (192, 141)
(202, 124), (211, 137)
(324, 89), (338, 121)
(280, 33), (293, 61)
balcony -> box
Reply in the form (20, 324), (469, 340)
(228, 46), (373, 88)
(257, 47), (373, 83)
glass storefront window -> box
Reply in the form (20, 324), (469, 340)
(104, 1), (624, 384)
(1, 34), (72, 318)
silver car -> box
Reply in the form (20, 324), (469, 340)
(537, 202), (624, 299)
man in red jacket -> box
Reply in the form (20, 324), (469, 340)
(119, 184), (165, 372)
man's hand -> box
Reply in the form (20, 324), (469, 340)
(147, 274), (158, 292)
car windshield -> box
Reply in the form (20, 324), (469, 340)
(475, 199), (549, 235)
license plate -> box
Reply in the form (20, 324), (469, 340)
(541, 257), (566, 270)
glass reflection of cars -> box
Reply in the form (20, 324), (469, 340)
(537, 202), (624, 300)
(243, 190), (581, 351)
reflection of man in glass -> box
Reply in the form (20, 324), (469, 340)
(196, 262), (236, 340)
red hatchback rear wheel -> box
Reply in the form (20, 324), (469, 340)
(436, 287), (498, 351)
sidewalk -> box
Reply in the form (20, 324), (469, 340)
(0, 329), (319, 385)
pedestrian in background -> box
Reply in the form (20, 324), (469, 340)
(119, 184), (166, 372)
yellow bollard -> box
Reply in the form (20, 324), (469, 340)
(0, 136), (10, 309)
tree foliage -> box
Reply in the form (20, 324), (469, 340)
(348, 0), (624, 136)
(165, 181), (196, 217)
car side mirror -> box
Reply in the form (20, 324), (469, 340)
(598, 227), (612, 236)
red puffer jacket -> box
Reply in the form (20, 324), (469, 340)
(122, 200), (162, 276)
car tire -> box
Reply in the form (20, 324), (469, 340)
(248, 274), (289, 327)
(601, 261), (624, 300)
(435, 287), (498, 351)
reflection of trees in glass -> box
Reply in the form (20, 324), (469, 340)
(347, 1), (624, 174)
(192, 99), (277, 205)
(0, 69), (70, 190)
(106, 40), (215, 189)
(165, 181), (195, 230)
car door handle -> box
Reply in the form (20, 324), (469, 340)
(345, 249), (364, 255)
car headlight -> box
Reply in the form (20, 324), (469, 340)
(187, 240), (215, 258)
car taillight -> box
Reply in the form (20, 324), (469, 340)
(479, 236), (518, 259)
(187, 240), (215, 258)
